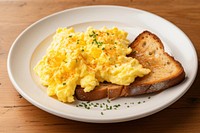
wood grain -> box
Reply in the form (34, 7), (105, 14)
(0, 0), (200, 133)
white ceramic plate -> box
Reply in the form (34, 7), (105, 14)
(7, 6), (198, 123)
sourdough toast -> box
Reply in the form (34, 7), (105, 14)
(75, 31), (185, 101)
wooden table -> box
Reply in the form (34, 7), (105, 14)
(1, 0), (200, 132)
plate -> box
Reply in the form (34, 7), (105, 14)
(7, 5), (198, 123)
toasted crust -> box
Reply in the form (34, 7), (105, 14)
(75, 31), (185, 101)
(76, 84), (122, 101)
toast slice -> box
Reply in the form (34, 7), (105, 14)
(75, 31), (185, 101)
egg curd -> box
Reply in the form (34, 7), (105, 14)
(34, 27), (150, 103)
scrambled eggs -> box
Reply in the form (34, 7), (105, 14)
(34, 27), (150, 103)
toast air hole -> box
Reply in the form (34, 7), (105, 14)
(142, 42), (146, 47)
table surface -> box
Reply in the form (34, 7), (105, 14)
(1, 0), (200, 133)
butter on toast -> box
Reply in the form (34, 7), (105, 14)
(75, 31), (185, 101)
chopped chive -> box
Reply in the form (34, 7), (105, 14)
(63, 83), (66, 85)
(98, 42), (103, 45)
(69, 35), (72, 37)
(131, 50), (137, 55)
(101, 112), (104, 115)
(77, 40), (80, 44)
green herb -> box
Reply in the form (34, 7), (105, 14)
(63, 60), (67, 63)
(93, 39), (98, 44)
(127, 106), (130, 108)
(89, 31), (98, 38)
(77, 39), (80, 44)
(113, 104), (121, 108)
(81, 49), (84, 52)
(63, 83), (66, 85)
(138, 101), (141, 104)
(98, 42), (103, 45)
(107, 99), (110, 103)
(69, 35), (72, 37)
(131, 50), (137, 55)
(101, 112), (104, 115)
(102, 47), (105, 50)
(107, 32), (109, 35)
(148, 96), (151, 99)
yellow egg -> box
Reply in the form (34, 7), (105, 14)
(34, 27), (150, 103)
